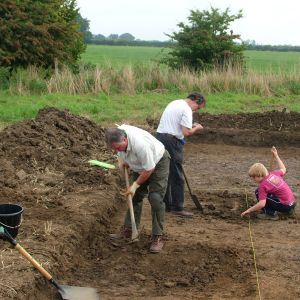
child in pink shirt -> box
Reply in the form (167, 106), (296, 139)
(241, 146), (296, 220)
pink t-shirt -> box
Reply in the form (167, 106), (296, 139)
(258, 170), (295, 205)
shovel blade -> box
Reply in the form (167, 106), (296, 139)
(191, 195), (203, 212)
(58, 285), (99, 300)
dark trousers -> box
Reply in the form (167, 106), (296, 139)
(156, 133), (184, 211)
(255, 189), (295, 216)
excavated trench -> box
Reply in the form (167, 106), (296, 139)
(1, 108), (300, 299)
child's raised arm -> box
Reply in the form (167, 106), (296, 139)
(271, 146), (286, 174)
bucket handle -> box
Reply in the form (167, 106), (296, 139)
(0, 215), (23, 229)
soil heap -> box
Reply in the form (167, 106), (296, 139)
(0, 107), (120, 299)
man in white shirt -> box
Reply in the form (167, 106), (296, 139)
(156, 92), (206, 217)
(105, 125), (170, 253)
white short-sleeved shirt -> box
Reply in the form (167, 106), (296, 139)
(118, 124), (165, 174)
(157, 99), (192, 139)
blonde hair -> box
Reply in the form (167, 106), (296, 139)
(248, 163), (268, 178)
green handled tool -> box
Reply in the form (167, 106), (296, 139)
(88, 159), (115, 169)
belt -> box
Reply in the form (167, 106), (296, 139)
(158, 133), (186, 145)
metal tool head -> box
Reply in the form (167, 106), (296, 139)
(58, 285), (99, 300)
(0, 226), (16, 245)
(0, 226), (5, 239)
(192, 195), (203, 212)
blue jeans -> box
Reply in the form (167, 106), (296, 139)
(255, 189), (295, 216)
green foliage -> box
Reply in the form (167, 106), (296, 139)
(270, 80), (300, 96)
(9, 67), (48, 94)
(0, 67), (10, 89)
(163, 7), (245, 70)
(247, 44), (300, 52)
(76, 13), (92, 43)
(0, 0), (85, 69)
(119, 33), (135, 41)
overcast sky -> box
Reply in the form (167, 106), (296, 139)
(77, 0), (300, 45)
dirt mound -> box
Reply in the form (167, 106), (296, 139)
(147, 111), (300, 147)
(0, 107), (120, 299)
(1, 109), (300, 299)
(194, 111), (300, 147)
(194, 110), (300, 131)
(0, 107), (116, 201)
(147, 110), (300, 132)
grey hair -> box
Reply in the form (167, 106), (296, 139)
(105, 128), (127, 145)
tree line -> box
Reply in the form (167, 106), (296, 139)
(246, 44), (300, 52)
(1, 2), (299, 77)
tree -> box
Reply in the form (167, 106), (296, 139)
(0, 0), (85, 69)
(119, 33), (135, 41)
(163, 7), (245, 70)
(107, 34), (119, 40)
(76, 13), (92, 43)
(93, 34), (106, 41)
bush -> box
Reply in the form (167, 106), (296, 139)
(286, 80), (300, 95)
(0, 67), (10, 90)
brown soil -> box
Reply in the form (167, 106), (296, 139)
(0, 108), (300, 300)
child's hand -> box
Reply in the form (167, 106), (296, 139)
(241, 210), (249, 217)
(271, 146), (278, 157)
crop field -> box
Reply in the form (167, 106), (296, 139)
(81, 45), (166, 66)
(81, 45), (300, 73)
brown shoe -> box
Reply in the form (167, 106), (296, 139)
(171, 210), (194, 218)
(109, 226), (132, 240)
(150, 235), (164, 253)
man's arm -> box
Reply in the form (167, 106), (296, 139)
(123, 169), (154, 196)
(136, 169), (154, 185)
(182, 123), (203, 137)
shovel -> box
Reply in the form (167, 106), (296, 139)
(0, 226), (99, 300)
(182, 166), (203, 212)
(124, 167), (139, 241)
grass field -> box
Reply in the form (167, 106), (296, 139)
(81, 45), (300, 74)
(244, 50), (300, 73)
(81, 45), (166, 67)
(1, 91), (299, 127)
(1, 45), (299, 127)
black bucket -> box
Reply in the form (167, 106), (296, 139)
(0, 204), (23, 238)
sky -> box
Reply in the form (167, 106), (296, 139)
(76, 0), (300, 46)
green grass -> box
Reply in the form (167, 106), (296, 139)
(244, 50), (300, 74)
(81, 45), (167, 67)
(1, 91), (299, 127)
(81, 45), (300, 74)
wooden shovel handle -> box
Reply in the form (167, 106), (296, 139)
(15, 244), (52, 280)
(182, 166), (203, 212)
(182, 167), (193, 195)
(124, 168), (139, 240)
